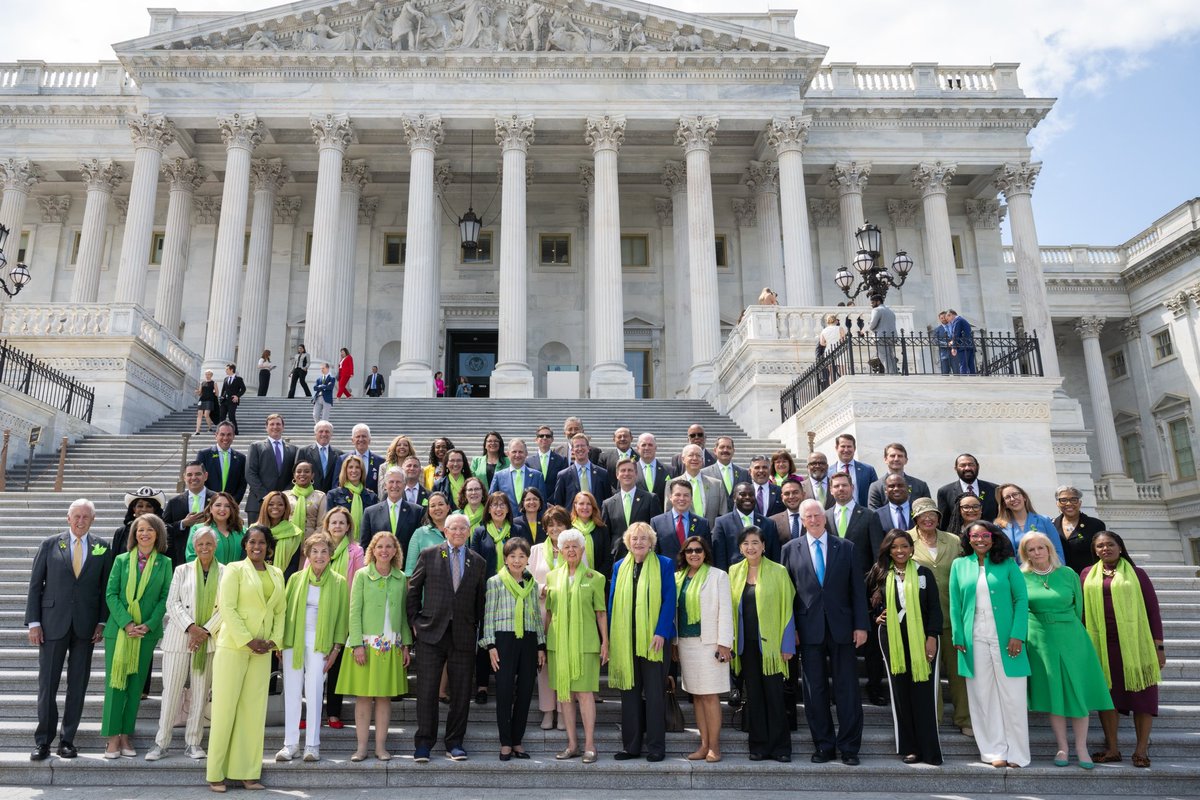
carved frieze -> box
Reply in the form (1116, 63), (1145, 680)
(36, 195), (71, 223)
(807, 199), (839, 228)
(732, 198), (756, 228)
(274, 195), (302, 224)
(886, 199), (919, 228)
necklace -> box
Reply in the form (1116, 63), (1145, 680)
(1031, 565), (1053, 589)
(1102, 564), (1117, 578)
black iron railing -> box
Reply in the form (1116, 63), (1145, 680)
(0, 339), (95, 423)
(779, 328), (1043, 421)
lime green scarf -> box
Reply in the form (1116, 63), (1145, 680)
(344, 483), (365, 536)
(271, 520), (303, 571)
(1084, 559), (1160, 692)
(192, 558), (218, 672)
(729, 558), (794, 677)
(290, 485), (315, 533)
(572, 519), (597, 569)
(448, 474), (465, 506)
(110, 551), (158, 690)
(464, 503), (485, 529)
(329, 534), (350, 579)
(283, 565), (348, 670)
(675, 564), (710, 626)
(886, 560), (930, 681)
(486, 521), (511, 573)
(499, 568), (537, 638)
(549, 566), (588, 702)
(609, 556), (663, 690)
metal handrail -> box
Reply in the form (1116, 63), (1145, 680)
(0, 339), (95, 423)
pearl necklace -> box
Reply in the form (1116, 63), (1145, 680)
(1031, 565), (1053, 589)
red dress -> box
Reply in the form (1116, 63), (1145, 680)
(336, 354), (354, 398)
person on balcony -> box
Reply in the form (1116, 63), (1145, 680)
(946, 309), (977, 374)
(868, 294), (898, 374)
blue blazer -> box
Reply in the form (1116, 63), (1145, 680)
(833, 461), (879, 508)
(781, 533), (868, 646)
(607, 554), (677, 642)
(649, 511), (710, 560)
(552, 462), (611, 508)
(313, 374), (335, 403)
(711, 511), (781, 570)
(489, 465), (546, 510)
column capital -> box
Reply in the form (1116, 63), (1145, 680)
(886, 198), (919, 228)
(766, 115), (810, 155)
(127, 112), (176, 152)
(1187, 281), (1200, 307)
(250, 157), (290, 193)
(434, 160), (454, 196)
(274, 195), (301, 224)
(192, 196), (221, 224)
(808, 198), (839, 228)
(358, 196), (379, 226)
(402, 114), (444, 152)
(732, 197), (757, 227)
(830, 160), (871, 194)
(745, 159), (779, 195)
(993, 161), (1042, 199)
(218, 112), (265, 151)
(1120, 317), (1141, 341)
(661, 160), (686, 194)
(79, 158), (124, 193)
(495, 114), (535, 153)
(161, 156), (207, 192)
(675, 115), (717, 154)
(965, 198), (1005, 228)
(1, 158), (44, 192)
(340, 159), (370, 193)
(586, 115), (626, 152)
(578, 161), (595, 190)
(654, 197), (673, 226)
(911, 161), (957, 196)
(1165, 291), (1190, 318)
(36, 195), (71, 223)
(310, 113), (355, 152)
(1075, 315), (1105, 340)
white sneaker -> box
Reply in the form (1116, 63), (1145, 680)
(184, 745), (206, 760)
(275, 746), (295, 762)
(144, 746), (166, 762)
(303, 747), (319, 762)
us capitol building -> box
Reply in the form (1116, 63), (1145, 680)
(0, 0), (1196, 557)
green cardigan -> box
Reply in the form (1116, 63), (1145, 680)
(469, 455), (509, 480)
(347, 565), (412, 646)
(948, 556), (1031, 679)
(103, 550), (173, 645)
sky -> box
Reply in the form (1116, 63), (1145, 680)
(1, 0), (1197, 247)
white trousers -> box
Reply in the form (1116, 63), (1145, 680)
(966, 637), (1030, 766)
(154, 650), (213, 750)
(283, 638), (328, 749)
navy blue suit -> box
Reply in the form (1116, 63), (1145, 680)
(710, 510), (781, 570)
(195, 446), (248, 504)
(831, 461), (879, 508)
(949, 314), (976, 374)
(334, 450), (385, 494)
(749, 481), (786, 518)
(529, 449), (568, 500)
(649, 511), (710, 561)
(552, 462), (610, 508)
(489, 464), (546, 511)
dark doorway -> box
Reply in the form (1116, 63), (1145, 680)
(446, 329), (498, 398)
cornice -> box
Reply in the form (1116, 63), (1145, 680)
(1007, 276), (1127, 295)
(1121, 228), (1200, 290)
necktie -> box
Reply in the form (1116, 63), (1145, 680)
(390, 502), (398, 534)
(643, 463), (653, 489)
(190, 494), (201, 514)
(815, 481), (825, 503)
(691, 477), (704, 517)
(623, 492), (632, 525)
(580, 466), (590, 493)
(219, 450), (229, 491)
(72, 537), (82, 578)
(791, 513), (800, 540)
(837, 505), (848, 538)
(894, 505), (907, 530)
(757, 484), (766, 516)
(722, 465), (732, 494)
(741, 513), (753, 529)
(675, 514), (685, 546)
(450, 547), (462, 591)
(320, 447), (328, 475)
(514, 468), (524, 500)
(539, 452), (548, 477)
(273, 439), (283, 471)
(813, 539), (825, 585)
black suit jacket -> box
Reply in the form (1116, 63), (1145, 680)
(633, 459), (669, 515)
(649, 511), (711, 561)
(245, 437), (297, 520)
(750, 481), (786, 518)
(295, 444), (344, 493)
(359, 498), (426, 555)
(552, 462), (610, 508)
(602, 488), (657, 560)
(161, 490), (208, 567)
(866, 473), (931, 510)
(1055, 511), (1108, 574)
(407, 542), (488, 652)
(781, 533), (869, 646)
(597, 448), (638, 491)
(529, 449), (569, 500)
(25, 531), (114, 640)
(670, 448), (716, 477)
(218, 375), (246, 402)
(363, 372), (386, 396)
(936, 479), (999, 524)
(869, 563), (943, 637)
(826, 503), (885, 578)
(711, 510), (781, 569)
(195, 446), (248, 503)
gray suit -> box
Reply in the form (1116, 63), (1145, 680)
(245, 437), (297, 520)
(868, 303), (898, 373)
(866, 472), (931, 510)
(700, 461), (751, 506)
(677, 472), (727, 528)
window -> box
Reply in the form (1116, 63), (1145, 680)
(242, 231), (251, 265)
(540, 234), (570, 266)
(149, 232), (165, 266)
(621, 234), (649, 267)
(952, 234), (965, 271)
(461, 232), (493, 264)
(303, 232), (313, 266)
(1107, 350), (1127, 380)
(1120, 433), (1146, 483)
(69, 231), (82, 265)
(1169, 418), (1196, 480)
(1152, 329), (1174, 362)
(17, 232), (28, 263)
(715, 235), (727, 268)
(384, 233), (406, 266)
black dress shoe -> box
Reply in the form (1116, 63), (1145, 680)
(613, 751), (640, 761)
(810, 751), (833, 764)
(30, 745), (51, 762)
(902, 754), (920, 764)
(773, 754), (791, 763)
(513, 750), (530, 759)
(748, 753), (764, 761)
(728, 688), (744, 709)
(647, 753), (665, 763)
(475, 690), (488, 705)
(57, 742), (78, 759)
(841, 755), (861, 766)
(868, 689), (888, 706)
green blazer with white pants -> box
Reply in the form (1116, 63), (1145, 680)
(948, 556), (1030, 679)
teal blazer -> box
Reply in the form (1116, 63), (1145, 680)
(104, 551), (173, 646)
(948, 556), (1030, 679)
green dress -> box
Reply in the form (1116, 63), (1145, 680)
(1024, 567), (1114, 716)
(545, 566), (607, 695)
(336, 566), (412, 697)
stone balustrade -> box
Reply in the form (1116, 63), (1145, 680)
(0, 61), (133, 95)
(808, 63), (1021, 97)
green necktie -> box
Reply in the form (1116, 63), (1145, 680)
(722, 465), (733, 495)
(219, 450), (229, 491)
(837, 505), (848, 538)
(514, 468), (524, 500)
(539, 453), (548, 477)
(389, 502), (398, 534)
(623, 491), (632, 525)
(643, 463), (653, 489)
(691, 477), (704, 517)
(741, 513), (753, 528)
(191, 494), (201, 514)
(580, 467), (590, 493)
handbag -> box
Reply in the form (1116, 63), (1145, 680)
(664, 675), (685, 733)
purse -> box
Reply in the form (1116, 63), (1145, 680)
(664, 675), (685, 733)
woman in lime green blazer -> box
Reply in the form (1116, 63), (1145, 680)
(101, 514), (173, 758)
(206, 525), (286, 791)
(949, 520), (1031, 768)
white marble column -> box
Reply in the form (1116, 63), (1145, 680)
(430, 161), (452, 370)
(965, 198), (1009, 331)
(70, 158), (124, 303)
(155, 157), (206, 334)
(0, 158), (43, 258)
(745, 160), (784, 299)
(662, 162), (691, 392)
(202, 114), (263, 371)
(115, 113), (175, 307)
(1075, 316), (1125, 479)
(831, 160), (871, 270)
(995, 161), (1060, 379)
(28, 196), (68, 302)
(911, 161), (960, 316)
(676, 115), (720, 397)
(304, 113), (354, 369)
(578, 162), (596, 373)
(335, 159), (368, 359)
(586, 115), (635, 398)
(492, 114), (536, 397)
(391, 114), (444, 398)
(236, 158), (288, 390)
(767, 116), (816, 305)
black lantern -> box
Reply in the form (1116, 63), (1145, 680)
(0, 223), (31, 298)
(832, 220), (912, 302)
(458, 130), (483, 253)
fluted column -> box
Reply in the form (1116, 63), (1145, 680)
(578, 162), (595, 370)
(911, 161), (960, 317)
(335, 159), (368, 359)
(0, 158), (43, 255)
(115, 113), (175, 306)
(304, 113), (354, 368)
(236, 158), (288, 390)
(1075, 316), (1124, 478)
(391, 114), (443, 397)
(155, 157), (207, 333)
(831, 160), (871, 270)
(70, 158), (124, 303)
(585, 115), (634, 398)
(995, 161), (1060, 379)
(746, 160), (784, 299)
(767, 116), (816, 305)
(492, 114), (536, 397)
(676, 115), (720, 397)
(662, 161), (691, 388)
(430, 161), (452, 370)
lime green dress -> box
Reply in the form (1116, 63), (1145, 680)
(335, 566), (411, 697)
(1024, 567), (1114, 716)
(545, 566), (607, 695)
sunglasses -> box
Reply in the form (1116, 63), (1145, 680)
(536, 433), (552, 439)
(683, 548), (704, 555)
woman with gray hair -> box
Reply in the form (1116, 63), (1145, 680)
(1050, 486), (1107, 574)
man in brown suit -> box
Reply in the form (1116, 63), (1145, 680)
(769, 477), (806, 544)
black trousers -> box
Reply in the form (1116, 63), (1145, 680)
(475, 645), (493, 690)
(415, 628), (474, 751)
(799, 629), (863, 757)
(324, 648), (345, 719)
(880, 624), (942, 764)
(619, 656), (667, 757)
(288, 368), (311, 398)
(219, 399), (238, 434)
(493, 632), (538, 748)
(861, 623), (886, 693)
(742, 646), (790, 758)
(36, 634), (94, 747)
(257, 369), (271, 396)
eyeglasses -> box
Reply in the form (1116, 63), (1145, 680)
(959, 504), (982, 511)
(683, 548), (705, 555)
(536, 433), (552, 439)
(968, 532), (992, 540)
(1056, 497), (1080, 504)
(688, 432), (705, 438)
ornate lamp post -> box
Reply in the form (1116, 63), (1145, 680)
(0, 224), (32, 298)
(833, 221), (912, 302)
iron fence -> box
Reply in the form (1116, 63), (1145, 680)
(0, 339), (95, 423)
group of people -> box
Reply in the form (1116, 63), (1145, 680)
(814, 302), (977, 380)
(25, 416), (1165, 789)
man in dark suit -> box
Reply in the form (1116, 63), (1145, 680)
(195, 421), (247, 504)
(162, 460), (211, 566)
(874, 474), (915, 535)
(551, 416), (602, 464)
(552, 433), (609, 508)
(826, 472), (887, 705)
(603, 458), (657, 560)
(669, 423), (716, 476)
(360, 466), (425, 555)
(245, 412), (297, 521)
(633, 432), (668, 515)
(832, 433), (878, 509)
(935, 311), (953, 374)
(935, 452), (999, 523)
(946, 309), (976, 374)
(803, 451), (835, 509)
(701, 435), (751, 507)
(334, 423), (385, 494)
(711, 482), (781, 569)
(407, 513), (487, 762)
(748, 456), (786, 518)
(597, 426), (636, 491)
(530, 425), (568, 497)
(25, 499), (114, 760)
(866, 442), (931, 509)
(363, 366), (386, 397)
(781, 498), (868, 766)
(296, 420), (343, 494)
(649, 479), (711, 561)
(218, 363), (246, 435)
(769, 477), (806, 545)
(489, 438), (545, 510)
(399, 455), (430, 508)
